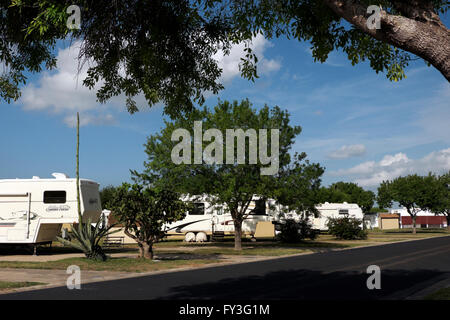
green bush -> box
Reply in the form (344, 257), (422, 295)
(326, 216), (367, 240)
(277, 219), (318, 243)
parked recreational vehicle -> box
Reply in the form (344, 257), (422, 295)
(0, 173), (102, 248)
(106, 198), (364, 243)
(164, 196), (278, 242)
(164, 199), (364, 240)
(312, 202), (364, 230)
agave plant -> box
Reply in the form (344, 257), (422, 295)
(57, 215), (119, 261)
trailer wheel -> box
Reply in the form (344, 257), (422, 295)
(195, 232), (208, 242)
(184, 232), (196, 242)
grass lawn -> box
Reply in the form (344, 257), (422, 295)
(425, 287), (450, 300)
(0, 281), (45, 291)
(0, 257), (221, 273)
(0, 228), (447, 273)
(152, 228), (450, 256)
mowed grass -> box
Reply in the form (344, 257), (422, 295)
(0, 228), (447, 273)
(0, 281), (45, 291)
(153, 228), (450, 255)
(0, 257), (221, 273)
(425, 287), (450, 300)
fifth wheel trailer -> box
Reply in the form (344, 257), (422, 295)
(0, 173), (102, 248)
(164, 195), (277, 242)
(164, 198), (364, 241)
(105, 197), (364, 243)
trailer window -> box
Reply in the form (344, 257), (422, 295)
(339, 209), (349, 215)
(251, 199), (266, 215)
(190, 203), (205, 215)
(44, 191), (67, 204)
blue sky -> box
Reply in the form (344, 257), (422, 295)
(1, 19), (449, 191)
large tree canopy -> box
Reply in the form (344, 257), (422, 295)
(1, 1), (448, 115)
(422, 172), (450, 229)
(377, 173), (436, 233)
(134, 99), (324, 249)
(318, 182), (375, 213)
(1, 0), (232, 116)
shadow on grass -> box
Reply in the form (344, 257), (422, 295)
(0, 244), (81, 256)
(383, 229), (449, 234)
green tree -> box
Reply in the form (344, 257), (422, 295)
(368, 207), (388, 214)
(377, 174), (436, 234)
(108, 183), (187, 259)
(134, 99), (324, 250)
(99, 185), (117, 210)
(2, 1), (448, 113)
(221, 0), (450, 81)
(423, 172), (450, 229)
(318, 182), (375, 213)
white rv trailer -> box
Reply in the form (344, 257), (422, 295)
(164, 198), (364, 241)
(276, 202), (364, 231)
(312, 202), (364, 230)
(164, 195), (278, 241)
(0, 173), (102, 246)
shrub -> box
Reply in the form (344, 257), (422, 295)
(277, 219), (318, 243)
(326, 216), (367, 240)
(57, 215), (119, 261)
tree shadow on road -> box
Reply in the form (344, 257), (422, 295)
(163, 268), (445, 300)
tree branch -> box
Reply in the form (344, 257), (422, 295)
(323, 0), (450, 81)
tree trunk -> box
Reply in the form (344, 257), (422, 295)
(446, 215), (450, 231)
(323, 0), (450, 81)
(412, 215), (417, 234)
(138, 242), (154, 259)
(234, 220), (243, 250)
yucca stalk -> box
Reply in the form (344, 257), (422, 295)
(76, 112), (82, 223)
(57, 112), (119, 261)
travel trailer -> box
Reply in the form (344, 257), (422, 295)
(312, 202), (364, 230)
(164, 196), (278, 242)
(164, 198), (364, 241)
(106, 197), (364, 243)
(0, 173), (102, 249)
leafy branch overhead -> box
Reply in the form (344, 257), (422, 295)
(1, 1), (449, 115)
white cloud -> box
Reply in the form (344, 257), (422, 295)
(17, 35), (281, 126)
(331, 148), (450, 187)
(63, 113), (116, 128)
(213, 33), (281, 82)
(327, 144), (366, 159)
(17, 42), (123, 126)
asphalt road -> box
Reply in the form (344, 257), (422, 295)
(2, 235), (450, 300)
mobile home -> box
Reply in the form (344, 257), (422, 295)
(0, 173), (102, 247)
